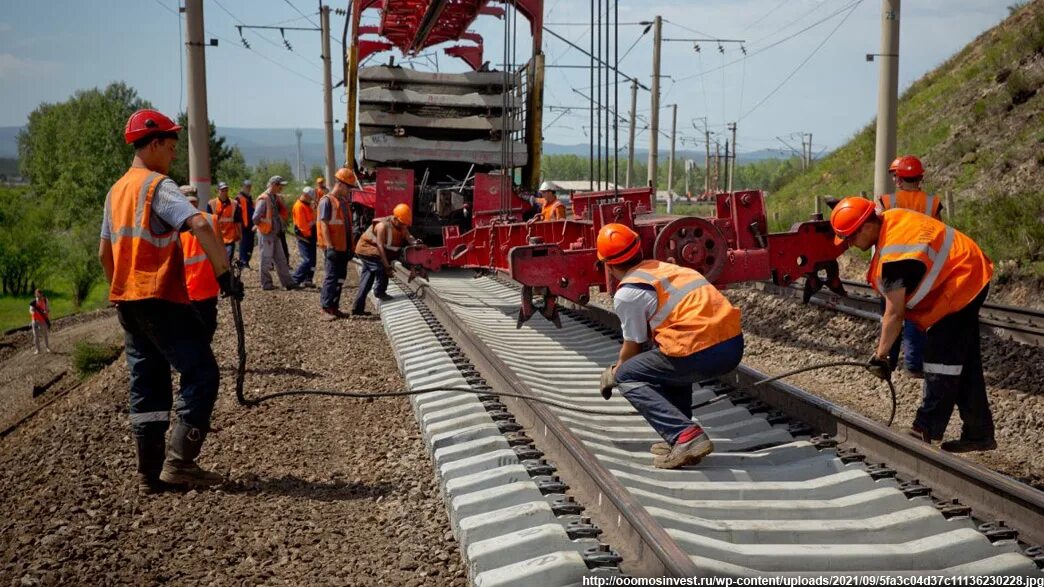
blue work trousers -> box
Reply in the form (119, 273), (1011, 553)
(292, 236), (317, 285)
(238, 227), (254, 266)
(321, 248), (351, 310)
(352, 255), (388, 313)
(615, 334), (744, 444)
(117, 299), (220, 438)
(888, 320), (926, 373)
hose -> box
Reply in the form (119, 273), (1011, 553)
(752, 361), (898, 426)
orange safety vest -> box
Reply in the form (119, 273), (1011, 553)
(255, 192), (277, 235)
(317, 194), (353, 251)
(180, 213), (221, 301)
(868, 209), (993, 331)
(876, 190), (942, 219)
(30, 298), (48, 323)
(209, 197), (241, 244)
(105, 168), (190, 304)
(236, 193), (252, 226)
(293, 198), (317, 239)
(542, 200), (566, 221)
(355, 217), (407, 258)
(620, 260), (742, 357)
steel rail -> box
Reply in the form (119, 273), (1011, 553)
(394, 265), (700, 578)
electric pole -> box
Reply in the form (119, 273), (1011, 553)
(626, 78), (637, 188)
(805, 132), (813, 168)
(296, 129), (304, 181)
(703, 124), (710, 196)
(184, 0), (211, 209)
(873, 0), (900, 196)
(321, 4), (336, 184)
(714, 141), (722, 193)
(647, 15), (662, 191)
(666, 103), (677, 213)
(727, 122), (737, 193)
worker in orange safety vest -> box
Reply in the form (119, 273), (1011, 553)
(595, 223), (744, 469)
(179, 185), (222, 342)
(831, 197), (995, 453)
(99, 109), (243, 493)
(352, 203), (417, 316)
(207, 181), (241, 261)
(524, 180), (567, 222)
(291, 186), (319, 288)
(318, 167), (358, 318)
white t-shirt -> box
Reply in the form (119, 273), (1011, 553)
(613, 284), (658, 343)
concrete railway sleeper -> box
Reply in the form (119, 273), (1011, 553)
(390, 268), (1044, 581)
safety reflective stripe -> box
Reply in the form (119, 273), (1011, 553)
(925, 195), (938, 216)
(110, 226), (181, 248)
(907, 226), (955, 308)
(184, 253), (208, 265)
(384, 221), (401, 251)
(878, 243), (935, 259)
(328, 218), (344, 225)
(133, 172), (161, 227)
(923, 362), (963, 376)
(129, 411), (169, 424)
(625, 269), (710, 329)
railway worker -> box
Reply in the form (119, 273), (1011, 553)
(596, 223), (744, 469)
(100, 109), (242, 492)
(525, 181), (567, 223)
(292, 187), (319, 288)
(351, 203), (418, 316)
(235, 180), (255, 268)
(29, 289), (51, 354)
(315, 176), (327, 200)
(178, 185), (222, 342)
(318, 168), (358, 318)
(207, 181), (241, 261)
(830, 197), (996, 452)
(252, 176), (299, 291)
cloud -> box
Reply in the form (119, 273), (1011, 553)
(0, 53), (61, 79)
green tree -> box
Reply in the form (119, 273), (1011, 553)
(59, 223), (104, 307)
(251, 160), (295, 188)
(215, 146), (250, 189)
(0, 186), (54, 295)
(308, 164), (325, 184)
(168, 113), (234, 189)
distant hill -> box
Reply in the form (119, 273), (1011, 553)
(540, 143), (791, 165)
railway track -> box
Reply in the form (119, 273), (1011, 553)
(383, 268), (1044, 583)
(754, 279), (1044, 347)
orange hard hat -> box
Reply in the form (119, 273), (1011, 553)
(596, 223), (641, 265)
(829, 197), (876, 245)
(316, 177), (326, 184)
(392, 203), (413, 226)
(894, 155), (924, 179)
(335, 167), (357, 185)
(124, 109), (181, 144)
(888, 157), (902, 174)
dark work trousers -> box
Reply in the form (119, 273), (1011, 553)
(238, 227), (255, 266)
(292, 236), (318, 285)
(224, 243), (236, 263)
(615, 334), (744, 444)
(191, 297), (219, 343)
(117, 299), (220, 442)
(320, 248), (351, 310)
(915, 285), (993, 442)
(882, 298), (927, 372)
(352, 255), (388, 313)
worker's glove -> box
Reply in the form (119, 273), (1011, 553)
(599, 365), (617, 400)
(217, 271), (245, 301)
(866, 354), (892, 381)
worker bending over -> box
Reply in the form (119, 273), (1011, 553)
(318, 168), (357, 318)
(831, 197), (995, 452)
(179, 185), (222, 342)
(100, 110), (242, 493)
(352, 203), (417, 316)
(596, 223), (744, 469)
(207, 181), (240, 261)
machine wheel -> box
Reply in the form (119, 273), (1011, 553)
(652, 217), (729, 282)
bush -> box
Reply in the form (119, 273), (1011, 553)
(72, 340), (122, 378)
(954, 189), (1044, 273)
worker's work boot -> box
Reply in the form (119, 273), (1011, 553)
(650, 442), (670, 456)
(654, 429), (714, 469)
(159, 422), (223, 488)
(940, 437), (997, 453)
(135, 432), (171, 495)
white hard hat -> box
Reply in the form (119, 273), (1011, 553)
(303, 187), (316, 196)
(539, 181), (558, 192)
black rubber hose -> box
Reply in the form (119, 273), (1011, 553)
(752, 361), (898, 426)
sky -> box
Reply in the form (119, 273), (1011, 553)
(0, 0), (1014, 154)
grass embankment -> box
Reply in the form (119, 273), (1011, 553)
(0, 280), (108, 333)
(767, 2), (1044, 279)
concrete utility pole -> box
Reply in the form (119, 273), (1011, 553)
(647, 15), (662, 190)
(805, 132), (814, 168)
(666, 103), (677, 213)
(684, 159), (693, 199)
(873, 0), (900, 196)
(626, 78), (637, 188)
(727, 122), (737, 193)
(295, 129), (304, 181)
(184, 0), (210, 209)
(703, 125), (710, 196)
(321, 5), (336, 184)
(714, 142), (722, 193)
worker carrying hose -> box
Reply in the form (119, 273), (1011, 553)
(596, 223), (744, 469)
(830, 197), (996, 452)
(100, 109), (244, 493)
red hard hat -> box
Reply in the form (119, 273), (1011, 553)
(888, 157), (902, 174)
(829, 197), (876, 245)
(596, 223), (641, 265)
(894, 155), (924, 179)
(124, 109), (181, 144)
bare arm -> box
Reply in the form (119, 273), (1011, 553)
(615, 340), (643, 370)
(187, 214), (231, 276)
(875, 288), (906, 359)
(99, 239), (114, 284)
